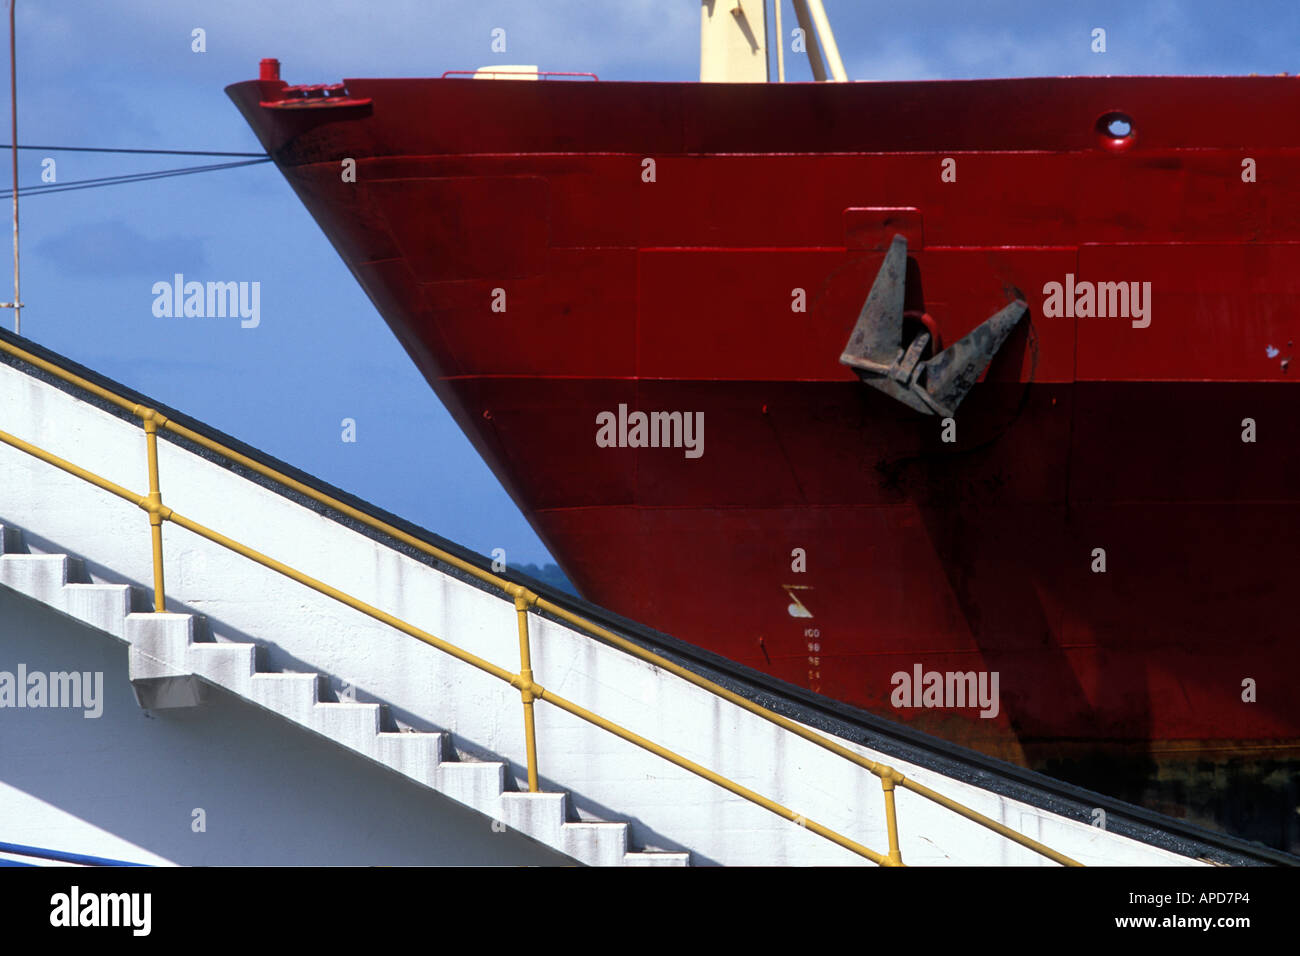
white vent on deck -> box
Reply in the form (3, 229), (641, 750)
(473, 65), (540, 80)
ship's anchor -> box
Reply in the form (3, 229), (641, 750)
(838, 235), (1026, 417)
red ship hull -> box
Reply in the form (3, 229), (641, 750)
(228, 72), (1300, 850)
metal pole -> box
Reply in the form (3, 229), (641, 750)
(143, 415), (167, 612)
(774, 0), (785, 82)
(880, 769), (904, 865)
(7, 0), (17, 333)
(802, 0), (847, 81)
(790, 0), (827, 81)
(514, 592), (540, 792)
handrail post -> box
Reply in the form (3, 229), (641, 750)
(879, 766), (904, 866)
(140, 410), (167, 613)
(513, 588), (541, 792)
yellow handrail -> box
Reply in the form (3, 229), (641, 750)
(0, 335), (1083, 866)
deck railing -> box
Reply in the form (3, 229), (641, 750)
(439, 70), (599, 80)
(0, 335), (1082, 866)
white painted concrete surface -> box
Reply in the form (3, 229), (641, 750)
(0, 358), (1204, 865)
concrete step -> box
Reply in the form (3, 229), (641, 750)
(249, 672), (319, 722)
(60, 583), (132, 639)
(0, 539), (132, 639)
(376, 731), (445, 785)
(624, 850), (692, 866)
(434, 760), (506, 811)
(309, 701), (383, 757)
(0, 553), (74, 605)
(186, 639), (257, 695)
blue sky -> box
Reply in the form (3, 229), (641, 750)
(11, 1), (1300, 565)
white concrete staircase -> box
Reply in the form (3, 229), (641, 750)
(0, 524), (688, 867)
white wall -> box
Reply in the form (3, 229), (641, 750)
(0, 359), (1202, 865)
